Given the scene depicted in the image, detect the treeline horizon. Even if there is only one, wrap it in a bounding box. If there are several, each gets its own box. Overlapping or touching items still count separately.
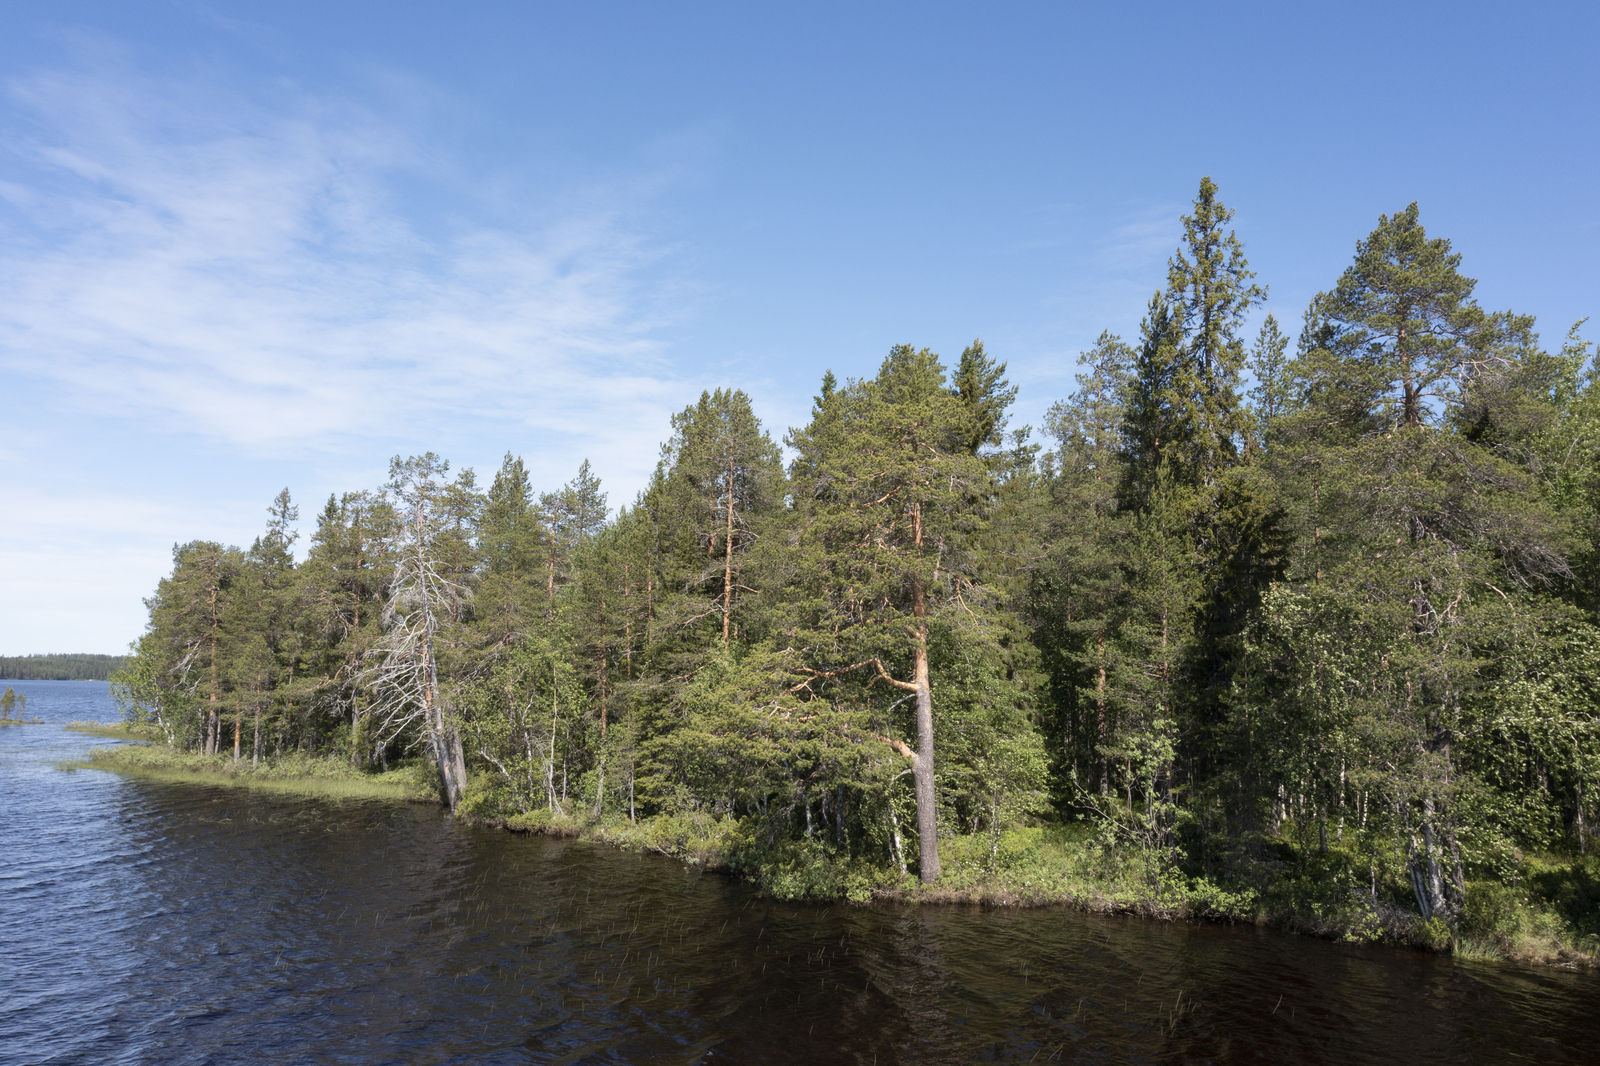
[114,177,1600,928]
[1,653,127,681]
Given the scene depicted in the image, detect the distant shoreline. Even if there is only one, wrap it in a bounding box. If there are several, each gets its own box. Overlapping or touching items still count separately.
[0,655,126,682]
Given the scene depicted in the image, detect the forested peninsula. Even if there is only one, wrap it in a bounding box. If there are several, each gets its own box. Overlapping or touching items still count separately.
[104,180,1600,965]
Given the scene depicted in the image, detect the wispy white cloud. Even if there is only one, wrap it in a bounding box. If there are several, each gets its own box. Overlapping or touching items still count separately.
[1094,203,1181,276]
[0,59,712,652]
[0,63,692,469]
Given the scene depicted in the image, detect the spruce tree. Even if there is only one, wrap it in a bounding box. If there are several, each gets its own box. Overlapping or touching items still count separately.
[1155,176,1266,490]
[476,453,548,648]
[1245,312,1292,456]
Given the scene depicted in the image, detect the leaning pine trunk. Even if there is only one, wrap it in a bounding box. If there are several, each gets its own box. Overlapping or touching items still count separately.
[911,578,940,883]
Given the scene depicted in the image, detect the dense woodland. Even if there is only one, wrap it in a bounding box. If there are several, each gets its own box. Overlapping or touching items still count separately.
[1,653,126,681]
[115,180,1600,926]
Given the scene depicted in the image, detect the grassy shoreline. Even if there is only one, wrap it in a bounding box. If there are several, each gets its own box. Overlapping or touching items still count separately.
[470,805,1599,970]
[64,720,163,739]
[69,737,431,802]
[72,736,1597,971]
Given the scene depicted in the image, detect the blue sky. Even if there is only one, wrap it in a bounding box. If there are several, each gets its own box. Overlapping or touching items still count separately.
[3,1,1597,654]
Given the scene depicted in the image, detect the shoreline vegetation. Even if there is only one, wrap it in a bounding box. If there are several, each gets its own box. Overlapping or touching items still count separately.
[100,181,1600,981]
[78,737,1599,970]
[0,685,42,723]
[70,735,430,802]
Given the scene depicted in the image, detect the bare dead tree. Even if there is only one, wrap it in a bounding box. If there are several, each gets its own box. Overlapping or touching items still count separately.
[364,454,471,808]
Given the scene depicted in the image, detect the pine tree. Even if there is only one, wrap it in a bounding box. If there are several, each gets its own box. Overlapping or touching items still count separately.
[540,459,608,612]
[661,388,784,651]
[146,541,244,753]
[1038,333,1135,794]
[1537,322,1600,614]
[303,490,396,762]
[229,489,301,763]
[1250,206,1576,917]
[1316,202,1524,431]
[785,346,999,882]
[952,338,1018,457]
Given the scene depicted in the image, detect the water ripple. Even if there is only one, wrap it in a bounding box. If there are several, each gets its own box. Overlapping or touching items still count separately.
[2,680,1596,1064]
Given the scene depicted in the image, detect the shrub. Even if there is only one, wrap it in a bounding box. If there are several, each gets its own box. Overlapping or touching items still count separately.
[1462,881,1524,940]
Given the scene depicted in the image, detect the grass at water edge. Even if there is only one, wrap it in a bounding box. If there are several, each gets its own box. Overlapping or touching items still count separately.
[62,741,1599,972]
[67,738,432,803]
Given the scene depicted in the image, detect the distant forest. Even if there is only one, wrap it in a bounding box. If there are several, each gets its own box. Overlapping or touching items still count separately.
[113,178,1599,931]
[1,654,127,681]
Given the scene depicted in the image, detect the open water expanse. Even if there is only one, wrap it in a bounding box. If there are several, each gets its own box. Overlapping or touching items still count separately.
[3,680,1598,1064]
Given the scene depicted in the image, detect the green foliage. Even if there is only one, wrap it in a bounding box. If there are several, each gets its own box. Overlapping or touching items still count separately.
[79,744,428,801]
[109,179,1600,963]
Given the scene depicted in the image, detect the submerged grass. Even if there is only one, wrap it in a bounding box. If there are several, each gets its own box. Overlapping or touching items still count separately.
[72,742,432,802]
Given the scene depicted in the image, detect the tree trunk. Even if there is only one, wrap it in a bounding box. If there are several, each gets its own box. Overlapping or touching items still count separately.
[598,631,608,736]
[1578,778,1588,856]
[888,793,907,875]
[433,715,467,809]
[722,451,736,651]
[547,677,560,812]
[1419,801,1448,918]
[912,588,940,882]
[426,645,466,808]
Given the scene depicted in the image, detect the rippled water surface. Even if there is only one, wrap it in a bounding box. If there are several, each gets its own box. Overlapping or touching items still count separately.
[3,680,1597,1064]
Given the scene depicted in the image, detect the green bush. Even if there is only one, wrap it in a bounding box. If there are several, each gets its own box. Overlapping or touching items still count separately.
[1462,881,1524,939]
[1415,915,1453,951]
[1524,854,1600,937]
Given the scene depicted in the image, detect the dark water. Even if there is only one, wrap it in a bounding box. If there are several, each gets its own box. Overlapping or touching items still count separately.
[3,681,1597,1064]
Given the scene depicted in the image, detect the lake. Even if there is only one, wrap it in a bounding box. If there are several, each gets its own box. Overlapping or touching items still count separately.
[2,680,1596,1064]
